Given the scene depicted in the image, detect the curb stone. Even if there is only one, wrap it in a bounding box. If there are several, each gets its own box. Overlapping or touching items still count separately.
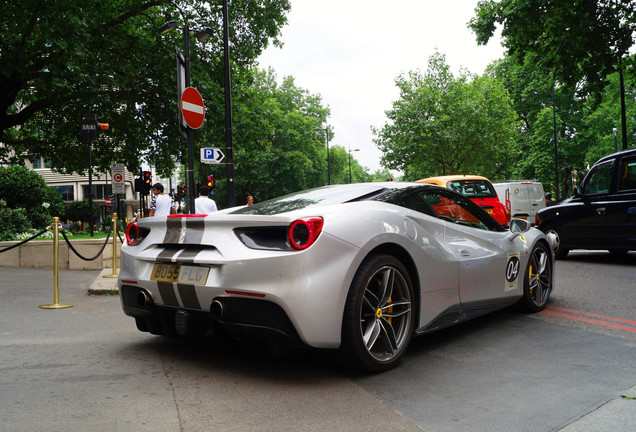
[88,268,119,295]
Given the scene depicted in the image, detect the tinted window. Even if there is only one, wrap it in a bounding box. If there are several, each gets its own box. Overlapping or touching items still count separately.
[582,162,613,194]
[617,157,636,192]
[428,189,502,231]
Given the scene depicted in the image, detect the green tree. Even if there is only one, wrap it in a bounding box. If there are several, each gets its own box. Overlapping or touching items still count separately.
[200,69,332,205]
[373,52,519,180]
[470,0,636,149]
[470,0,636,95]
[0,165,65,229]
[1,0,290,177]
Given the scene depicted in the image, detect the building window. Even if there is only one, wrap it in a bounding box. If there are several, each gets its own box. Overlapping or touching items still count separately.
[32,156,51,169]
[51,185,74,201]
[82,184,112,200]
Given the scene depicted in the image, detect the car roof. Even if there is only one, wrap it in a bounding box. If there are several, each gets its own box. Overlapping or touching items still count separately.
[595,147,636,165]
[416,175,490,184]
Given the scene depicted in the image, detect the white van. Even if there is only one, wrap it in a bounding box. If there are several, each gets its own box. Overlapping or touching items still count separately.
[493,181,546,224]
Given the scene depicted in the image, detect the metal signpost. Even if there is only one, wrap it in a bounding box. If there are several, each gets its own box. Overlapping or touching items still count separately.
[81,114,108,236]
[111,163,125,217]
[178,86,205,211]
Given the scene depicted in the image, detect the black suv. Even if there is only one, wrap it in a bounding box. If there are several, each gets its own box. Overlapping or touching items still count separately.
[536,148,636,258]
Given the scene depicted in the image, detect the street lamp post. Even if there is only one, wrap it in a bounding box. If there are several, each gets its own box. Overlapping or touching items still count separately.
[159,20,213,212]
[222,0,235,207]
[314,126,330,185]
[348,145,359,184]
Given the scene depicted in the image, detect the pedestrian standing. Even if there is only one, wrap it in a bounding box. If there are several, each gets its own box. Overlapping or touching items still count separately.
[148,183,176,217]
[195,185,218,214]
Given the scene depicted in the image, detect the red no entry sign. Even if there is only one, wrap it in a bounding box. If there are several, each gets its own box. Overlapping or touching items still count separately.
[180,87,205,129]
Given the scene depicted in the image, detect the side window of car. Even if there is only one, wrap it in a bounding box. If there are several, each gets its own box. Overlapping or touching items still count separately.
[423,190,499,231]
[582,161,613,195]
[617,157,636,192]
[398,192,437,217]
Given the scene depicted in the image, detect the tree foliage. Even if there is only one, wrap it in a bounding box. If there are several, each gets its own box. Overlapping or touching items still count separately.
[197,68,336,205]
[0,165,65,229]
[373,52,519,180]
[1,0,290,178]
[470,0,636,96]
[486,54,636,194]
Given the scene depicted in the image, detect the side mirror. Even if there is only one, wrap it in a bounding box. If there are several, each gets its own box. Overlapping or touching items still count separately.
[507,218,531,241]
[573,186,582,197]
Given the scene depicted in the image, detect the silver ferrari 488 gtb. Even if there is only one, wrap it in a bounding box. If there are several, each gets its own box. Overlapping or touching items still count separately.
[119,182,554,372]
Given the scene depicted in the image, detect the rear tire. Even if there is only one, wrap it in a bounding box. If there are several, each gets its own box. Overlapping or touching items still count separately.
[340,254,414,373]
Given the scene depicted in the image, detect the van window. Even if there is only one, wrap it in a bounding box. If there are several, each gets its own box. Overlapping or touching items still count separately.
[527,184,544,199]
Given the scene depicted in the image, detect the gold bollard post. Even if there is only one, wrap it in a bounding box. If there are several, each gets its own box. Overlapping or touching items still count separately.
[40,216,73,309]
[103,212,119,278]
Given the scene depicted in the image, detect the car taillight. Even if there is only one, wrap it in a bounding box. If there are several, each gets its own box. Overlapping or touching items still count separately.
[125,222,149,246]
[288,217,324,250]
[505,200,511,220]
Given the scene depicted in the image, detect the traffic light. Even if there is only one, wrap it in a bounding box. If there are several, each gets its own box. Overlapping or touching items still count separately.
[141,171,152,195]
[180,185,186,201]
[206,175,215,190]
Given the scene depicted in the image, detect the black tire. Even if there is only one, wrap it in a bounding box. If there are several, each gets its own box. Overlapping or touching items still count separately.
[542,224,569,259]
[519,242,553,312]
[340,254,414,373]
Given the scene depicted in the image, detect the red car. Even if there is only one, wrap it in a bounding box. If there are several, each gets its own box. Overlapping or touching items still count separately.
[416,175,510,226]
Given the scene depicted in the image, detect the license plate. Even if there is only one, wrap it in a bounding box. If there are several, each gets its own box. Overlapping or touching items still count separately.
[150,263,210,284]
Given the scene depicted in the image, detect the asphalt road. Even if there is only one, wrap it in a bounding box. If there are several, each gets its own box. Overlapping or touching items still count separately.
[1,251,634,432]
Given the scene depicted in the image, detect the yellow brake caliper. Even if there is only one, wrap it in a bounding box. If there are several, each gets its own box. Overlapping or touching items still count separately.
[528,264,534,294]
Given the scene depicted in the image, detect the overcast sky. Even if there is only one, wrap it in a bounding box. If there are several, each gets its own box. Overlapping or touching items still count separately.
[256,0,505,174]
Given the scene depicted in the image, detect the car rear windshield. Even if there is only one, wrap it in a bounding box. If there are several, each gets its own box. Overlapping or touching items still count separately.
[447,180,497,198]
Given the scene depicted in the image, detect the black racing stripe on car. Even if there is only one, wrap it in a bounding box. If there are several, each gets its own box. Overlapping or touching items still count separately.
[176,247,205,263]
[185,219,205,244]
[177,284,201,309]
[164,217,183,243]
[157,281,179,307]
[157,248,180,261]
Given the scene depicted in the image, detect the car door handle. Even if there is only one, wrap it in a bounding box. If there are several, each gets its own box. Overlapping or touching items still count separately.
[596,207,606,214]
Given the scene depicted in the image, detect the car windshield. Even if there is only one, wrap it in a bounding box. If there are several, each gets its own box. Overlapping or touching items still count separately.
[231,184,387,215]
[447,180,497,198]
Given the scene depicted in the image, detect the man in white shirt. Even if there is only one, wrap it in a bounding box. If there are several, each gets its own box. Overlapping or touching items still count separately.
[195,185,218,214]
[148,183,176,217]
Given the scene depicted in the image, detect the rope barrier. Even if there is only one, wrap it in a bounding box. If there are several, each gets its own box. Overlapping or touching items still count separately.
[60,227,112,262]
[0,228,50,253]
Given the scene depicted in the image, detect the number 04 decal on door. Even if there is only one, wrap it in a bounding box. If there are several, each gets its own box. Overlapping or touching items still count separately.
[505,252,521,292]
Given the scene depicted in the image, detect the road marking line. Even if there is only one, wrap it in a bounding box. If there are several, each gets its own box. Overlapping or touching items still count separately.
[541,309,636,333]
[545,305,636,326]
